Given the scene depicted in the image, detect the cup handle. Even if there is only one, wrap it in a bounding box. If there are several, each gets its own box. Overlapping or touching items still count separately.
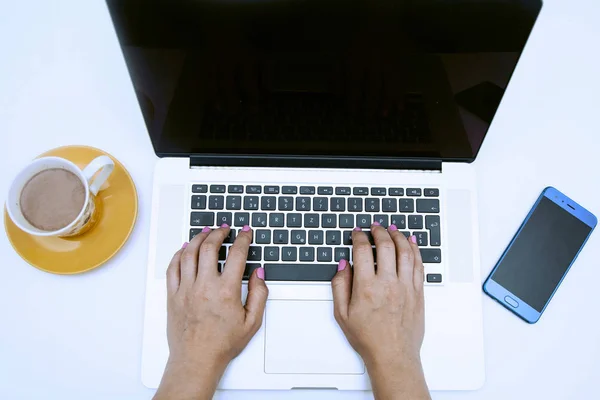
[82,156,115,196]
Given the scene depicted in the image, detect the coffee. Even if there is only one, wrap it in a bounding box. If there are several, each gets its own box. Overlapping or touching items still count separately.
[20,168,86,231]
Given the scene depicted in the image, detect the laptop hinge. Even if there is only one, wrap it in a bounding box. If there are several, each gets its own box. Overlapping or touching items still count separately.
[190,155,442,172]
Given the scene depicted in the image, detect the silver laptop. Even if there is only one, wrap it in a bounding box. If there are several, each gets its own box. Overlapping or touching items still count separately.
[105,0,542,391]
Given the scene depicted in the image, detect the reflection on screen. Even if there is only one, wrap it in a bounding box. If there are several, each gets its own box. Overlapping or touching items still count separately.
[106,0,542,158]
[492,198,592,312]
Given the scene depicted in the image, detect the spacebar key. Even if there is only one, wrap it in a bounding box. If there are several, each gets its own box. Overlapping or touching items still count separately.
[265,264,337,281]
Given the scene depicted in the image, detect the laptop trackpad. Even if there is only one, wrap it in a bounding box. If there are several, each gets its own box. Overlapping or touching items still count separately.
[264,300,365,374]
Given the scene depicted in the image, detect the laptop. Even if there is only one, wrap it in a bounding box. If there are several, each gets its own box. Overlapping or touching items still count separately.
[106,0,542,391]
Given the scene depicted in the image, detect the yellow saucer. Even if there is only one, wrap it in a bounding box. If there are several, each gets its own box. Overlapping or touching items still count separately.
[4,145,138,274]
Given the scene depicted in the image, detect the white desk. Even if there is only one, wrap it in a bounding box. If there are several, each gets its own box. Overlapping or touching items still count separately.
[1,1,599,399]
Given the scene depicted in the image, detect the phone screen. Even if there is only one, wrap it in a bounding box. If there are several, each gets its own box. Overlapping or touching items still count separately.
[491,197,592,312]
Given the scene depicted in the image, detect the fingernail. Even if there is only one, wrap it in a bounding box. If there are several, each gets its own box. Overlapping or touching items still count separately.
[256,267,265,280]
[242,225,251,232]
[410,235,417,244]
[338,259,347,271]
[372,221,381,227]
[354,227,362,231]
[202,226,211,233]
[182,242,188,249]
[389,224,398,231]
[221,223,229,229]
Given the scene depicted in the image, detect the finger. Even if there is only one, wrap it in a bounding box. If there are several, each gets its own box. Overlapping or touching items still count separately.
[408,235,425,290]
[166,245,185,295]
[352,228,375,281]
[244,267,268,332]
[388,225,415,286]
[223,225,253,283]
[331,259,352,323]
[197,224,230,281]
[371,223,397,278]
[180,226,212,288]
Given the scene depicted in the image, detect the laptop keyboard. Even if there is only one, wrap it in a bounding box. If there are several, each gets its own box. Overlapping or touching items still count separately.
[189,184,443,284]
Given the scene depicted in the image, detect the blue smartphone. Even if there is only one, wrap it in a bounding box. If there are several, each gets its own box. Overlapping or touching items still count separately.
[483,187,597,324]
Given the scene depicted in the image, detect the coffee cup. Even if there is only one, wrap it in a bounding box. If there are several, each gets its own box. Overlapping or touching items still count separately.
[6,156,114,237]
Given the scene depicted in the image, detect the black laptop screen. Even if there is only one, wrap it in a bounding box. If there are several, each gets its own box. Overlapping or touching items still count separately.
[106,0,542,160]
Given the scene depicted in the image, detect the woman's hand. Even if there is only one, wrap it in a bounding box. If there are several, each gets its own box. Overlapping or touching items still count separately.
[332,224,430,400]
[154,225,268,400]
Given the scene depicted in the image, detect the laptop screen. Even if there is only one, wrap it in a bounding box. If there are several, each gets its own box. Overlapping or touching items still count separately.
[106,0,542,161]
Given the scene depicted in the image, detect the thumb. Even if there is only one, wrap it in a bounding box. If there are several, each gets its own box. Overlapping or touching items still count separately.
[331,259,352,323]
[244,267,268,330]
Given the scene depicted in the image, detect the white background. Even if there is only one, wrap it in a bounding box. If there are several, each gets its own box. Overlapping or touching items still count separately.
[1,0,599,399]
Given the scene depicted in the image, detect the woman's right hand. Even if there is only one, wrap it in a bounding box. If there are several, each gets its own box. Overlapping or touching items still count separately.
[331,224,431,400]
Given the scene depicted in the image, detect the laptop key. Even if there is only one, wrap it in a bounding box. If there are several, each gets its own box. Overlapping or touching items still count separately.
[343,231,353,245]
[282,247,298,261]
[242,264,262,280]
[417,199,440,213]
[287,213,302,227]
[192,184,208,193]
[364,231,375,245]
[299,247,315,261]
[421,249,441,263]
[426,215,441,246]
[382,198,397,212]
[265,264,337,281]
[407,188,421,197]
[414,231,428,246]
[400,199,414,212]
[269,213,285,227]
[191,195,207,210]
[216,212,232,226]
[209,195,225,210]
[304,214,320,228]
[248,246,262,261]
[244,196,259,210]
[309,230,324,245]
[282,186,298,194]
[265,186,280,194]
[408,215,423,229]
[427,273,443,283]
[326,231,342,245]
[318,186,334,195]
[210,185,226,193]
[226,196,242,210]
[389,188,404,196]
[357,214,372,228]
[300,186,316,195]
[224,230,236,243]
[365,198,380,212]
[252,213,268,227]
[191,212,214,226]
[353,187,369,195]
[246,185,262,194]
[264,247,279,261]
[189,229,202,241]
[371,187,386,196]
[400,231,411,238]
[256,230,271,244]
[296,197,311,211]
[291,230,307,245]
[322,214,337,228]
[261,196,277,210]
[374,215,389,228]
[228,185,244,194]
[336,187,351,195]
[424,188,440,197]
[348,198,363,212]
[330,198,345,212]
[335,247,351,262]
[219,246,227,261]
[313,197,328,211]
[234,212,250,227]
[278,197,294,211]
[317,247,333,262]
[273,230,289,244]
[391,215,407,229]
[339,214,354,228]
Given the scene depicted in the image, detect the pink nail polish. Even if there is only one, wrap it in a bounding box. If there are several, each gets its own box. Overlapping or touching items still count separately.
[353,227,362,232]
[372,221,381,227]
[410,235,417,244]
[389,224,398,231]
[221,223,229,229]
[242,225,251,232]
[256,267,265,280]
[202,226,211,233]
[182,242,188,249]
[338,259,347,271]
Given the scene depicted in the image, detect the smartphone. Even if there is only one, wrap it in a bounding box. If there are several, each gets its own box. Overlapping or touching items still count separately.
[483,187,597,323]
